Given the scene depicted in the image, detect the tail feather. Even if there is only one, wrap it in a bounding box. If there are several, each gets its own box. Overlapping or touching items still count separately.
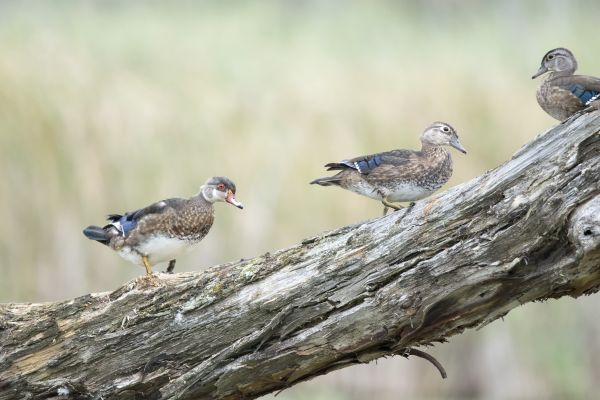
[324,162,353,171]
[83,225,110,245]
[107,213,123,222]
[310,176,342,187]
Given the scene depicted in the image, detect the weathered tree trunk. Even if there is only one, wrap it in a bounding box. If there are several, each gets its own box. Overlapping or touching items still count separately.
[1,111,600,400]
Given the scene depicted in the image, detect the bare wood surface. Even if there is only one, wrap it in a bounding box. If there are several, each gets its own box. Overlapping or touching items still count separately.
[1,110,600,400]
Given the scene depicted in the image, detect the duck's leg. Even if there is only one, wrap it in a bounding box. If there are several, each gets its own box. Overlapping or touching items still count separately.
[142,255,153,275]
[140,255,162,286]
[382,198,403,213]
[166,259,176,274]
[382,200,416,216]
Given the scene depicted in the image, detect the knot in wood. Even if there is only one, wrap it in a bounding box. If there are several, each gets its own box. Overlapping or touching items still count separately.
[569,195,600,252]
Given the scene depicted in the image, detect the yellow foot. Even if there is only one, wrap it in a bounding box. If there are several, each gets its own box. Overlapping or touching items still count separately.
[140,255,160,287]
[142,255,153,275]
[381,199,403,214]
[136,273,161,287]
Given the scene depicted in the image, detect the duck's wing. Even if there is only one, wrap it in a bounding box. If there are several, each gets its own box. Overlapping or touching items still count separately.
[324,149,417,175]
[106,198,186,236]
[554,75,600,105]
[364,160,431,186]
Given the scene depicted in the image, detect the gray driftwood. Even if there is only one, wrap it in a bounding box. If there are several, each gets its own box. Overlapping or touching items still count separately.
[1,111,600,400]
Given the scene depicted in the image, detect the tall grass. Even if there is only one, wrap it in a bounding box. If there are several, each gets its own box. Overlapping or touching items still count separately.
[1,1,599,398]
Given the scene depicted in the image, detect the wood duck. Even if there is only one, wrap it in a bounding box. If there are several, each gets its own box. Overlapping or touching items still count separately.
[532,47,600,120]
[83,176,243,276]
[310,122,466,214]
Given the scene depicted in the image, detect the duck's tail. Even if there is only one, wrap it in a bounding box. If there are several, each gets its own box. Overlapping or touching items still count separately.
[310,176,342,187]
[83,225,111,245]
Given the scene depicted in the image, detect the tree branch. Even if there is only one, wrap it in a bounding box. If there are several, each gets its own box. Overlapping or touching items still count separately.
[1,111,600,400]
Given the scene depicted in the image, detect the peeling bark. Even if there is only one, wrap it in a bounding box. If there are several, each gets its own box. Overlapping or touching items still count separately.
[1,111,600,400]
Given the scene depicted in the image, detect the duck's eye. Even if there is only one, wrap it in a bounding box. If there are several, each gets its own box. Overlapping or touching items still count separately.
[442,126,450,133]
[547,54,555,60]
[217,183,226,191]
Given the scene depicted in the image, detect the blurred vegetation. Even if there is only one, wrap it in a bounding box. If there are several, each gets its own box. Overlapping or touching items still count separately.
[0,1,599,399]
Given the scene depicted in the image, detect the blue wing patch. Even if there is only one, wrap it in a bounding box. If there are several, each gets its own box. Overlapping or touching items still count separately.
[353,155,382,174]
[567,84,600,105]
[118,216,137,236]
[107,214,137,236]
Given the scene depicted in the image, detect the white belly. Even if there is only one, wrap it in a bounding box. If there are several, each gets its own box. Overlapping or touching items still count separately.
[118,236,195,267]
[348,180,437,202]
[386,183,436,202]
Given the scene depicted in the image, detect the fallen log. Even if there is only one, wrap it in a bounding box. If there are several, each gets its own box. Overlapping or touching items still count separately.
[1,110,599,400]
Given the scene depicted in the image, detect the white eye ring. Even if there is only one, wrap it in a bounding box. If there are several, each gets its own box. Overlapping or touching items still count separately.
[442,126,450,133]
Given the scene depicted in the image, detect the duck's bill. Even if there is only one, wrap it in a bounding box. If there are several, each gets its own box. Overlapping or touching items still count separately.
[532,65,548,79]
[450,137,467,154]
[226,191,244,209]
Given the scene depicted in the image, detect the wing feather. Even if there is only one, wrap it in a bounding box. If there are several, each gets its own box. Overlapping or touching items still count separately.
[554,75,600,105]
[324,149,417,175]
[105,198,186,236]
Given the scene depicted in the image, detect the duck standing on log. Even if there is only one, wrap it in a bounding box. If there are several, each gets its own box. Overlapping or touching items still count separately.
[83,176,243,276]
[311,122,467,215]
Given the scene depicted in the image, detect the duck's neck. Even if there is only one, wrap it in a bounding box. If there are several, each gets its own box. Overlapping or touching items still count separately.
[547,69,576,80]
[420,143,453,181]
[194,187,215,205]
[420,143,449,159]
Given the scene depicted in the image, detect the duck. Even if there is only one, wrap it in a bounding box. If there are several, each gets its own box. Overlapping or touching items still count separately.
[532,47,600,120]
[83,176,243,276]
[310,122,466,215]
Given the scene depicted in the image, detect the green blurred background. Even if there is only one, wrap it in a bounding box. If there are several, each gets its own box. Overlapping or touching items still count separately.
[1,1,598,399]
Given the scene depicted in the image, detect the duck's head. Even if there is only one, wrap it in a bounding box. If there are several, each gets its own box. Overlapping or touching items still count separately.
[201,176,243,209]
[421,122,467,154]
[532,47,578,79]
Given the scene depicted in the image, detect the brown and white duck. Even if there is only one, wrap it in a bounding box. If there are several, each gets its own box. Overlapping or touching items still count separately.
[310,122,466,214]
[532,47,600,120]
[83,176,243,275]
